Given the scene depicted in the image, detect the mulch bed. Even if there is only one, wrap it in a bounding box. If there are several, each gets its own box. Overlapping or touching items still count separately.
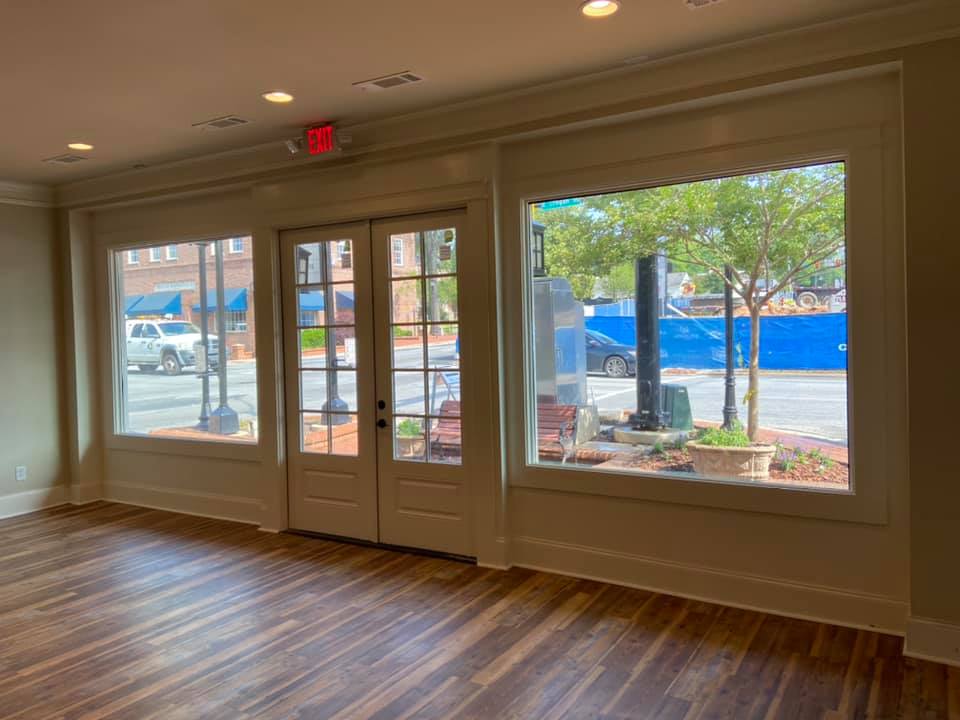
[611,447,850,489]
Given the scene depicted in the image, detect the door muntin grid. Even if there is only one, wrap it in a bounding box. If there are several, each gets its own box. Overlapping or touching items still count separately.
[387,228,461,465]
[294,239,359,456]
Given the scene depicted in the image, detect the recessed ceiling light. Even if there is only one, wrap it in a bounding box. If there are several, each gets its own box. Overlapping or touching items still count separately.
[262,91,294,104]
[581,0,620,17]
[67,142,94,151]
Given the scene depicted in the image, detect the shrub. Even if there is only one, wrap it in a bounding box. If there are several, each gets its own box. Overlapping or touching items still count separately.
[696,424,751,448]
[300,328,327,349]
[396,418,422,438]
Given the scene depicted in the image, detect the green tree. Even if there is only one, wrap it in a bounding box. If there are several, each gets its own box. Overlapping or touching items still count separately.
[536,162,846,441]
[652,163,846,440]
[536,193,661,300]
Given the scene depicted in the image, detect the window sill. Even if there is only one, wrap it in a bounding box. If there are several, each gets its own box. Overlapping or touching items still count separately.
[106,433,262,462]
[511,462,885,526]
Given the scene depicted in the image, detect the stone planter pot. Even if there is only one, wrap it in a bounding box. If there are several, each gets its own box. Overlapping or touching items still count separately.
[686,442,776,481]
[396,436,425,458]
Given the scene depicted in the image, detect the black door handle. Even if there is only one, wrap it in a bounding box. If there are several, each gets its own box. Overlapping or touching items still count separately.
[377,419,388,429]
[377,400,386,410]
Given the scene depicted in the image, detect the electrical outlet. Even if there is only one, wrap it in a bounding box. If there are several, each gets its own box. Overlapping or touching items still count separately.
[15,466,27,483]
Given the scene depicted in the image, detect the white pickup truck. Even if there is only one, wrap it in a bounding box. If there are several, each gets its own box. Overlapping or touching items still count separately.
[125,320,218,375]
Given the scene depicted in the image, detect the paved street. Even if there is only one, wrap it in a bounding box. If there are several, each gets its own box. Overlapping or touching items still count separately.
[126,341,847,443]
[125,342,461,435]
[588,372,848,443]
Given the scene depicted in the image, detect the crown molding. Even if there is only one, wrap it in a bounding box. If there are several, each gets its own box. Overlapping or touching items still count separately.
[0,180,55,208]
[55,0,960,210]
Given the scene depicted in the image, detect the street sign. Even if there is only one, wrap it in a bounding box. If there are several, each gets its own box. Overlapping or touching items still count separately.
[538,198,583,211]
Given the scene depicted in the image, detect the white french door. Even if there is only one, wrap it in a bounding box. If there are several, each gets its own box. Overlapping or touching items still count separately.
[282,210,472,557]
[281,222,378,541]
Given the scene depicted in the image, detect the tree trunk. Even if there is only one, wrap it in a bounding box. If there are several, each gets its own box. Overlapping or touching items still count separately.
[747,303,761,441]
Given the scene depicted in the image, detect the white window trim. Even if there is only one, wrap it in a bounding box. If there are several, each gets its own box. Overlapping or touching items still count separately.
[229,237,244,254]
[149,247,162,263]
[166,245,178,260]
[128,250,139,265]
[500,124,898,526]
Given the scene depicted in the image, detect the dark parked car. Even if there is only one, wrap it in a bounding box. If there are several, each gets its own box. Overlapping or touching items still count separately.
[585,329,637,377]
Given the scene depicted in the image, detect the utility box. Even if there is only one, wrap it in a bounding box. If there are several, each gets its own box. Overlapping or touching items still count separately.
[662,384,693,431]
[533,277,587,406]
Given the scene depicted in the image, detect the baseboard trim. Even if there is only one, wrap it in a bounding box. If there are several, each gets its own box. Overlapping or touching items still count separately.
[69,482,103,505]
[904,617,960,668]
[0,485,69,520]
[512,535,907,636]
[103,481,264,526]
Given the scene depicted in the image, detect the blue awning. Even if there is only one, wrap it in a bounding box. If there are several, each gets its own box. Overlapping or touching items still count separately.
[298,289,355,311]
[124,295,144,313]
[192,287,248,313]
[126,291,182,317]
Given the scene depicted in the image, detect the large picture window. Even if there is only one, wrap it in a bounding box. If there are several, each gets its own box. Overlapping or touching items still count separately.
[526,162,849,491]
[113,236,258,442]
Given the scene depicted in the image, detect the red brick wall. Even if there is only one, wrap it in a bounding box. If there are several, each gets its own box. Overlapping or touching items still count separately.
[120,238,256,356]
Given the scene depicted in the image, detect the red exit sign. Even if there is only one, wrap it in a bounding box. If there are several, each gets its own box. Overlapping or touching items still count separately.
[306,124,336,155]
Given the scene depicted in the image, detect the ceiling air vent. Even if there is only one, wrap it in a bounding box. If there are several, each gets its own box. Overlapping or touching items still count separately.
[685,0,724,8]
[43,153,88,165]
[192,115,252,130]
[353,71,424,92]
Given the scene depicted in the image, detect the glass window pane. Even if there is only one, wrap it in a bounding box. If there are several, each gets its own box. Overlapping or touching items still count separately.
[331,240,354,280]
[115,237,258,443]
[330,414,359,456]
[297,289,327,327]
[328,284,356,326]
[429,371,461,416]
[426,327,458,369]
[527,161,849,491]
[329,370,358,412]
[425,228,457,275]
[391,279,422,324]
[300,370,328,411]
[393,326,424,369]
[302,413,329,454]
[295,243,326,285]
[426,276,457,322]
[393,370,426,416]
[300,327,358,369]
[301,371,357,414]
[394,416,426,461]
[428,417,462,465]
[390,233,421,277]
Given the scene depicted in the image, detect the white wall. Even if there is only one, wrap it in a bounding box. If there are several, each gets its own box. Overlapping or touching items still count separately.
[499,72,909,634]
[0,202,66,517]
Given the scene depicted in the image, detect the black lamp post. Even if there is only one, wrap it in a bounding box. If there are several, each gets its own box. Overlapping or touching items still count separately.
[195,241,212,430]
[318,241,348,424]
[722,264,739,430]
[209,239,239,434]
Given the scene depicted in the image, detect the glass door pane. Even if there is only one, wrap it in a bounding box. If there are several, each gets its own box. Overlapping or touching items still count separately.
[385,226,462,465]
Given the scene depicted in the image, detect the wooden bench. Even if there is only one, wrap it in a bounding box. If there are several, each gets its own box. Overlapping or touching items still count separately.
[430,401,577,460]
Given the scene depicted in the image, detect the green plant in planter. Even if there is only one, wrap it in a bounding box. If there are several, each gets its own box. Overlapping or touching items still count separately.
[696,423,751,447]
[396,418,423,438]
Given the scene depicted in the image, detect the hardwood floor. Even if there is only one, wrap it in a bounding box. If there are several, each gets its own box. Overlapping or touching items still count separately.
[0,502,956,719]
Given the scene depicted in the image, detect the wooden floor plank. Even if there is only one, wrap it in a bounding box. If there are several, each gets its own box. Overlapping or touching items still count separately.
[0,502,953,720]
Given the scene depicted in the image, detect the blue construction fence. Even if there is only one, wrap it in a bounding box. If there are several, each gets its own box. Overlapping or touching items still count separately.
[586,313,848,371]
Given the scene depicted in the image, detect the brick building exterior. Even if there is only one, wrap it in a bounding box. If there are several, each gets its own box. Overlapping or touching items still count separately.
[120,237,256,356]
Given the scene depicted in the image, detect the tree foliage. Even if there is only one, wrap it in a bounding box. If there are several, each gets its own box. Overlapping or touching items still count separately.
[535,162,847,439]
